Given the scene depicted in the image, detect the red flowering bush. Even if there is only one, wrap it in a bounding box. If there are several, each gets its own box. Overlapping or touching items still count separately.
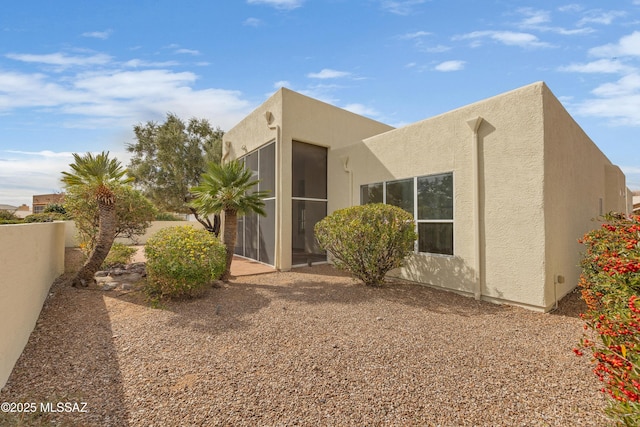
[577,213,640,425]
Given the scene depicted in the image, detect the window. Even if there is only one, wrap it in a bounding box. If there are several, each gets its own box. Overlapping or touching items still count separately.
[360,172,454,256]
[386,178,413,214]
[291,141,327,265]
[360,182,382,204]
[234,142,276,265]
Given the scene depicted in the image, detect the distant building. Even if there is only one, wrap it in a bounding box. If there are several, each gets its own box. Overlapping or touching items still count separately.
[14,204,31,219]
[32,194,65,214]
[0,204,30,218]
[632,190,640,213]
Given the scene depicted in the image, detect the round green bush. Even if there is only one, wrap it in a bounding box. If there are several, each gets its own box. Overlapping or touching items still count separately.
[102,242,137,269]
[315,203,417,286]
[23,212,68,223]
[144,225,226,299]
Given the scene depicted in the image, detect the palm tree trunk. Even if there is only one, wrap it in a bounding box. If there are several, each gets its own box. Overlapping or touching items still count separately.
[221,210,238,282]
[70,201,117,287]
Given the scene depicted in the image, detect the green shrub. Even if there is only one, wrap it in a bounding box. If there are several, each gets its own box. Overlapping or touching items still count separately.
[0,219,23,225]
[0,209,17,220]
[23,212,68,223]
[65,184,156,253]
[315,203,417,286]
[155,212,184,221]
[43,203,67,214]
[101,243,137,268]
[144,225,226,299]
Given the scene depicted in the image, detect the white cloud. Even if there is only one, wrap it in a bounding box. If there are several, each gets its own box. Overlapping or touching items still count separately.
[424,45,451,53]
[578,10,626,26]
[398,31,431,40]
[454,31,553,48]
[307,68,352,79]
[557,59,634,74]
[342,103,380,117]
[273,80,290,88]
[515,7,594,35]
[247,0,303,10]
[434,60,465,72]
[174,48,200,55]
[573,74,640,126]
[517,8,551,27]
[123,59,180,68]
[82,30,112,40]
[0,54,253,130]
[6,52,112,68]
[591,73,640,97]
[558,4,584,13]
[380,0,427,16]
[7,150,77,158]
[0,149,132,206]
[243,17,263,27]
[589,31,640,58]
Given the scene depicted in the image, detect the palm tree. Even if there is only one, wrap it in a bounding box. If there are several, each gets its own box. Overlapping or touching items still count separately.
[61,152,132,287]
[191,160,268,282]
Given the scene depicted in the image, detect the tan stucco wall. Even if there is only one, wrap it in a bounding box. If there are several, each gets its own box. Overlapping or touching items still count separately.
[335,82,548,309]
[222,82,629,312]
[64,220,204,247]
[542,84,629,311]
[224,88,394,270]
[0,222,65,388]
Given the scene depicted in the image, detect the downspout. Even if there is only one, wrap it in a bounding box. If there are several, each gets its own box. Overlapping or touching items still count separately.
[266,113,281,270]
[467,116,484,300]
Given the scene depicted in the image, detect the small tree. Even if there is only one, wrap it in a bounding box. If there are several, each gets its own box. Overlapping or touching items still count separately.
[190,160,268,282]
[61,152,133,287]
[315,204,417,286]
[127,113,224,235]
[65,184,157,254]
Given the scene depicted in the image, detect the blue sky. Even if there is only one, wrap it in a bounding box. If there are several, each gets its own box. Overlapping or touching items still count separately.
[1,0,640,207]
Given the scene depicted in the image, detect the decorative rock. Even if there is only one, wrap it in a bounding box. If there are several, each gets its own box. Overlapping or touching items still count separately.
[94,262,146,291]
[101,283,118,291]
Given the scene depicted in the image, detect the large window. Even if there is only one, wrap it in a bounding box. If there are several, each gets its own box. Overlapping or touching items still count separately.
[291,141,327,265]
[360,172,453,255]
[234,142,276,265]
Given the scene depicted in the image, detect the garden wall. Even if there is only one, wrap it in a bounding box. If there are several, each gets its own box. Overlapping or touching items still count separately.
[64,220,204,247]
[0,221,65,389]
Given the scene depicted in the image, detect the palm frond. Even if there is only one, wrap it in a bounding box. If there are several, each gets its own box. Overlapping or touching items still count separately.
[190,159,267,217]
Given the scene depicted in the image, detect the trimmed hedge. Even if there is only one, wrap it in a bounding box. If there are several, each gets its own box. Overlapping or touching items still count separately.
[315,203,416,286]
[144,226,226,299]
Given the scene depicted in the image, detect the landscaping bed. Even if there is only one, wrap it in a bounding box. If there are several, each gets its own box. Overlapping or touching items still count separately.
[0,249,608,426]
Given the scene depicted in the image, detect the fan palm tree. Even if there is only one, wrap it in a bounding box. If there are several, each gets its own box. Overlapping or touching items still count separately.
[191,160,268,282]
[61,152,132,287]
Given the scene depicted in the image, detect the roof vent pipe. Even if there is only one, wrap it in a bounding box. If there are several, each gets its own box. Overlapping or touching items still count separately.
[466,116,484,301]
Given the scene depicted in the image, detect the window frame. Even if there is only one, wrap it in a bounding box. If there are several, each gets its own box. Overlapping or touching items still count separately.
[360,171,454,257]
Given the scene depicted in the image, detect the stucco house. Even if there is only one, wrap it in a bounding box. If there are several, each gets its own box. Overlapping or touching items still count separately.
[223,81,631,312]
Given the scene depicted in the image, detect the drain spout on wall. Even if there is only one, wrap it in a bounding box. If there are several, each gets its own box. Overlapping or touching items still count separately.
[467,116,484,301]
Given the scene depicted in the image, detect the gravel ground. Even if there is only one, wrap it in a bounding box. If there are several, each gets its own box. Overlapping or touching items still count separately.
[0,249,609,426]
